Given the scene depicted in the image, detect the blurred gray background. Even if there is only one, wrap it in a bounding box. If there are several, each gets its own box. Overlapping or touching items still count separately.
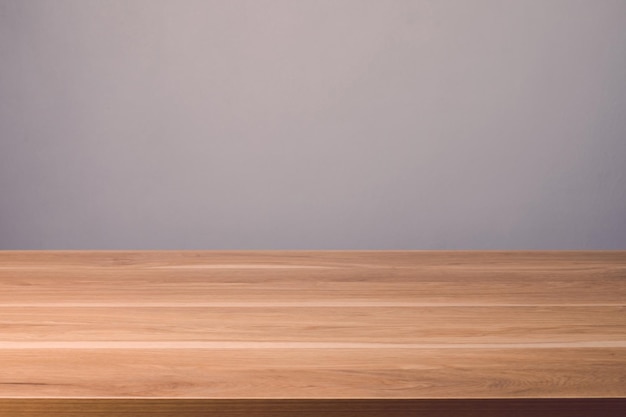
[1,0,625,249]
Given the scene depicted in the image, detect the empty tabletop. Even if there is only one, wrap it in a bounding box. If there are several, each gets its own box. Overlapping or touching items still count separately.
[0,251,625,416]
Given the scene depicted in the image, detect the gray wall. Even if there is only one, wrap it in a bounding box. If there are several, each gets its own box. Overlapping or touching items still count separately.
[1,0,625,250]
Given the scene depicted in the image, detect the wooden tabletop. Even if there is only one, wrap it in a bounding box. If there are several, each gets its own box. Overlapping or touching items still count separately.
[0,251,624,416]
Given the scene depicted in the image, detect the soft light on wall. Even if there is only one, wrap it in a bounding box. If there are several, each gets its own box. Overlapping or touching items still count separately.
[0,0,625,249]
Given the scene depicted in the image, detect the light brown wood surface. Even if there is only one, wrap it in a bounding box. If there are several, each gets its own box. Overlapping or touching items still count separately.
[1,251,625,416]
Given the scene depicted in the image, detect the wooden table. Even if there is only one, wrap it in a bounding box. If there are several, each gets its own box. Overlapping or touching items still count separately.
[0,251,624,416]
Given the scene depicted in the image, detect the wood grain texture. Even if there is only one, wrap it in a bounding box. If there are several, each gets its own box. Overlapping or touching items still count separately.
[0,251,624,416]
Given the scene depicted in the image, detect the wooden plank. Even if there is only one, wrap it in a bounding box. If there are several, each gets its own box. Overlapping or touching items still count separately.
[0,251,624,415]
[1,251,624,305]
[0,306,623,343]
[1,250,623,267]
[1,348,624,398]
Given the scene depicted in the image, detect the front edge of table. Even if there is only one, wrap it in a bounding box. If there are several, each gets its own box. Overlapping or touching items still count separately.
[1,398,624,417]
